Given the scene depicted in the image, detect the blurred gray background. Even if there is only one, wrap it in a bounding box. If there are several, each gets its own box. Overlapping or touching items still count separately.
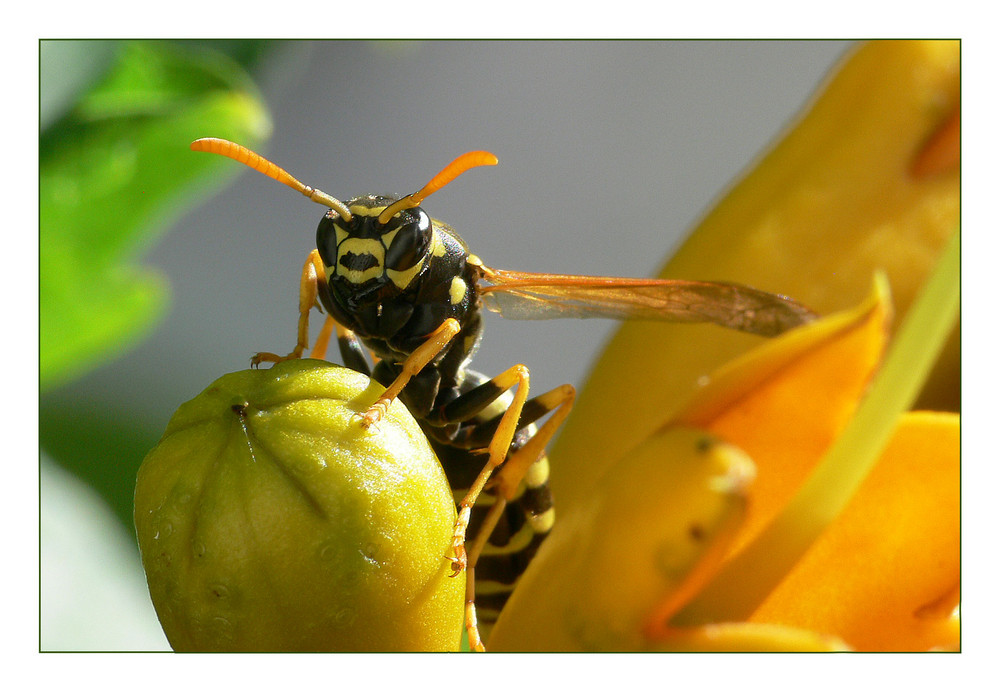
[41,40,854,650]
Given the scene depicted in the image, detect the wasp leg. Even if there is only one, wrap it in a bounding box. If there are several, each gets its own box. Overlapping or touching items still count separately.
[466,385,572,651]
[434,376,573,564]
[446,364,530,575]
[463,564,485,652]
[434,365,572,652]
[492,384,575,503]
[309,316,375,376]
[252,249,327,367]
[452,383,573,570]
[462,496,509,652]
[329,320,374,375]
[358,318,462,429]
[309,315,336,360]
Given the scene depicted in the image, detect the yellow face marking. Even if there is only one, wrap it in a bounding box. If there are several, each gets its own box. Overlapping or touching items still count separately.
[386,256,425,289]
[342,266,383,284]
[449,276,467,305]
[347,204,388,218]
[381,227,400,247]
[338,237,385,259]
[333,223,349,246]
[336,238,385,284]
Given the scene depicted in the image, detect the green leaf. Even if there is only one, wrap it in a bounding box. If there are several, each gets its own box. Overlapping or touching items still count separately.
[39,40,118,130]
[40,40,272,390]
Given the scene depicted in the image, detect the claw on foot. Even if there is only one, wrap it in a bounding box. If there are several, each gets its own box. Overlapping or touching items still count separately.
[251,352,278,368]
[355,401,389,430]
[447,550,467,577]
[251,350,302,368]
[447,506,471,576]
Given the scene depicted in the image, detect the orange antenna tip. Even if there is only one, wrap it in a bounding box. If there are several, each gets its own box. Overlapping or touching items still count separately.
[377,150,498,224]
[414,150,498,203]
[190,137,352,220]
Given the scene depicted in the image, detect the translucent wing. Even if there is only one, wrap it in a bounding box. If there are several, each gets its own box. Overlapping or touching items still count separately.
[478,267,816,337]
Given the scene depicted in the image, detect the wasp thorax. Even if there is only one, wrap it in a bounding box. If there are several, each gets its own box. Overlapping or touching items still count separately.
[316,195,433,291]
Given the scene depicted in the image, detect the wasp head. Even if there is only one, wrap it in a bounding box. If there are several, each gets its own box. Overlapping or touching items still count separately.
[316,195,433,301]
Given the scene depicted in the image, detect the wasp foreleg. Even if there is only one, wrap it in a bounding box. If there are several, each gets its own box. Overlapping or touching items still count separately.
[358,318,462,429]
[252,249,327,367]
[309,315,336,360]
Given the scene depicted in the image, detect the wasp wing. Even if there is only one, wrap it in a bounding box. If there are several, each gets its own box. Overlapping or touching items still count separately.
[478,267,816,337]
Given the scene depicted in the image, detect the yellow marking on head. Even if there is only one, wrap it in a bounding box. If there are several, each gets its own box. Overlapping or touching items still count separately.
[386,256,425,289]
[449,276,467,305]
[348,204,388,218]
[336,238,385,284]
[338,237,385,259]
[342,266,383,284]
[333,223,349,246]
[381,228,400,247]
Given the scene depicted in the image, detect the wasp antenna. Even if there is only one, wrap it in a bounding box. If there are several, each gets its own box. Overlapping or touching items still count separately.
[190,138,352,221]
[413,151,499,203]
[378,150,498,225]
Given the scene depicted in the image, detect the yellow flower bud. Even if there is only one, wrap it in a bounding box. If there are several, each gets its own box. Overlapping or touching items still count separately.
[134,359,463,651]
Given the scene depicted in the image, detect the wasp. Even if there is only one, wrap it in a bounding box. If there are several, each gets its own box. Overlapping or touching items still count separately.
[190,138,816,650]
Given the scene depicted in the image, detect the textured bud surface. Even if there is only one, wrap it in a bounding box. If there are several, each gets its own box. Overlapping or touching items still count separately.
[134,359,463,651]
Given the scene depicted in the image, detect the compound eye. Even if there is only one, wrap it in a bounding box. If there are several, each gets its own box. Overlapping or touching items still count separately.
[316,213,345,268]
[384,212,431,271]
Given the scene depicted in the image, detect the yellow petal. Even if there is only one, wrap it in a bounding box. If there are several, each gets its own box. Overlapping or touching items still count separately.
[750,411,960,651]
[487,428,753,651]
[552,40,960,510]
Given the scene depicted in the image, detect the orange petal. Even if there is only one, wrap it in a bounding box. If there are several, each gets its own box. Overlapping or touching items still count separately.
[911,105,960,179]
[487,428,752,651]
[649,621,850,652]
[676,276,891,555]
[750,411,959,651]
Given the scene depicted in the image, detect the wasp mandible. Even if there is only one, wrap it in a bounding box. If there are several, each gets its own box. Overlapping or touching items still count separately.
[190,138,816,650]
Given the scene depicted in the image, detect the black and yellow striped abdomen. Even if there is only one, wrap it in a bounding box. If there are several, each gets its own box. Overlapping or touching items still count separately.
[426,371,555,634]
